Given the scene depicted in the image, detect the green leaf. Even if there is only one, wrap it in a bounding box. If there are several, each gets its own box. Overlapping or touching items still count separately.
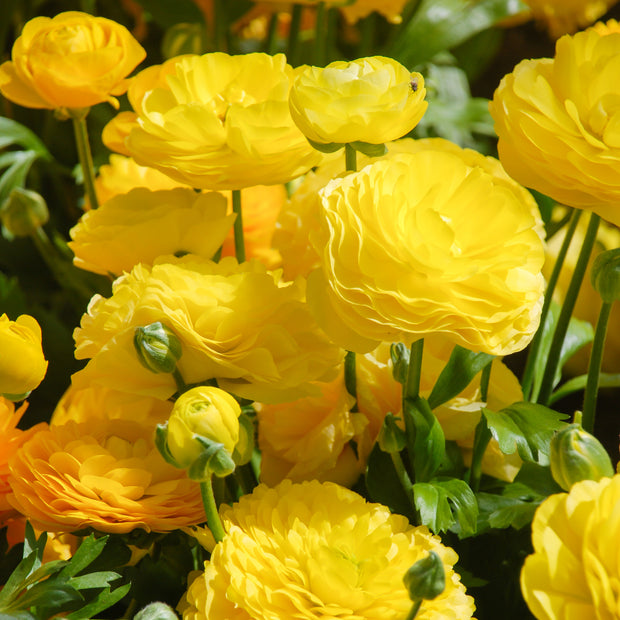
[0,118,51,157]
[0,554,37,609]
[59,534,109,579]
[427,344,494,409]
[68,571,122,591]
[306,138,345,153]
[65,583,131,620]
[434,478,479,538]
[412,482,454,533]
[0,150,39,206]
[3,581,82,615]
[405,397,445,482]
[550,372,620,405]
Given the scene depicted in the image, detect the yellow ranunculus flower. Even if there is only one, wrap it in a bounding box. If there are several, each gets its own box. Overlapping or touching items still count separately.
[166,386,241,469]
[180,480,475,619]
[72,256,343,404]
[307,151,545,356]
[521,474,620,619]
[490,25,620,222]
[289,56,426,146]
[118,52,321,190]
[0,314,48,397]
[0,11,145,111]
[69,187,235,277]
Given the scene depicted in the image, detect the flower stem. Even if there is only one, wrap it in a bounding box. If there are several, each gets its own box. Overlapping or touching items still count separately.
[405,339,424,402]
[405,600,423,620]
[313,2,327,66]
[345,143,357,172]
[200,476,226,544]
[172,367,187,394]
[390,451,417,514]
[71,115,99,210]
[537,212,600,405]
[522,208,582,400]
[287,4,303,66]
[231,189,246,263]
[582,300,612,433]
[265,12,279,54]
[467,415,491,493]
[344,350,358,412]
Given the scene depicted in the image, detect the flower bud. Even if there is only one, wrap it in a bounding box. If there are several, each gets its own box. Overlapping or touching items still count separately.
[390,342,410,385]
[133,602,178,620]
[550,423,614,491]
[1,188,49,237]
[377,413,406,453]
[133,322,182,374]
[403,551,446,601]
[591,248,620,303]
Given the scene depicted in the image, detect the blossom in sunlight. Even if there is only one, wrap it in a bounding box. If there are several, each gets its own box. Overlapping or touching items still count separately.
[179,480,475,619]
[72,256,343,404]
[490,24,620,223]
[0,314,48,397]
[521,474,620,619]
[69,187,235,277]
[0,11,145,111]
[8,418,206,534]
[307,151,545,356]
[114,52,321,190]
[289,56,426,146]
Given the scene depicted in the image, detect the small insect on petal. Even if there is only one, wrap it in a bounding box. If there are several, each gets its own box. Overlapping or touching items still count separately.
[410,78,419,92]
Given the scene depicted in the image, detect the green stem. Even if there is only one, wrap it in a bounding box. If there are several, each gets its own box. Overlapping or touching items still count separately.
[405,339,424,401]
[200,476,226,544]
[537,213,600,405]
[582,300,612,433]
[313,2,326,66]
[213,0,229,52]
[358,13,376,58]
[344,350,358,412]
[390,451,417,515]
[72,115,99,210]
[235,462,258,496]
[231,189,246,263]
[172,367,187,394]
[405,600,423,620]
[522,208,582,400]
[265,12,279,54]
[467,415,491,493]
[479,360,492,403]
[287,4,303,66]
[345,143,357,172]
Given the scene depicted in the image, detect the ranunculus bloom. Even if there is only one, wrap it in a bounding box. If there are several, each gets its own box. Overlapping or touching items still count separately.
[0,11,145,111]
[69,187,235,277]
[117,52,321,190]
[0,314,48,397]
[490,25,620,223]
[72,256,343,404]
[180,480,475,619]
[8,418,206,534]
[289,56,426,146]
[307,151,545,356]
[521,475,620,619]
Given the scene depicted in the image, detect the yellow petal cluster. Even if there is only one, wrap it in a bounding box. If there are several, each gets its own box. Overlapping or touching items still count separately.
[72,256,343,404]
[69,187,235,277]
[0,11,145,111]
[307,151,545,356]
[119,52,322,190]
[8,418,206,534]
[180,480,475,619]
[289,56,426,145]
[521,475,620,619]
[490,25,620,223]
[0,314,48,397]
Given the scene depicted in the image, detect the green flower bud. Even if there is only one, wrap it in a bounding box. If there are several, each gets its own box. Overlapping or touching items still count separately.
[377,413,406,453]
[550,422,614,491]
[133,602,179,620]
[1,187,49,237]
[134,322,182,374]
[390,342,410,385]
[591,248,620,303]
[403,551,446,602]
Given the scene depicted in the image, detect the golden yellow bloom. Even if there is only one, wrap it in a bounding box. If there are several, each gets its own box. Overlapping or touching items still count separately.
[0,314,48,397]
[0,11,145,111]
[73,256,343,404]
[181,480,475,619]
[167,386,240,469]
[521,474,620,619]
[69,187,235,277]
[490,25,620,222]
[119,52,321,190]
[307,151,545,356]
[8,418,206,534]
[289,56,426,146]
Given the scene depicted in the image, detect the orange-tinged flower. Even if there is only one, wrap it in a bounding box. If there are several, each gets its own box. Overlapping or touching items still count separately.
[8,418,206,534]
[180,480,476,619]
[0,11,145,111]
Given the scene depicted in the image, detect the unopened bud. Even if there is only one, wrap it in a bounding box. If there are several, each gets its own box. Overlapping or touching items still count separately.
[390,342,410,385]
[377,413,406,453]
[403,551,446,602]
[134,322,182,374]
[591,248,620,303]
[1,188,49,237]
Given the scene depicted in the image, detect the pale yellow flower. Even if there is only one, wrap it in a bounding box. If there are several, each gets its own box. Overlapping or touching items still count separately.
[490,25,620,223]
[180,480,476,619]
[307,151,545,356]
[0,11,145,111]
[8,418,206,534]
[69,187,235,277]
[289,56,426,146]
[521,475,620,619]
[72,256,343,404]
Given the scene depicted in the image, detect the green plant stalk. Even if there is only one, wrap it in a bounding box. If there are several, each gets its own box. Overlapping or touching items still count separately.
[287,4,303,66]
[344,350,358,412]
[403,339,424,475]
[313,2,327,66]
[537,213,600,405]
[357,13,376,57]
[405,599,423,620]
[390,451,417,513]
[231,189,246,263]
[479,360,492,403]
[172,368,187,394]
[72,115,99,210]
[522,208,582,400]
[467,415,491,493]
[200,476,226,544]
[582,300,612,434]
[213,0,229,52]
[345,143,357,172]
[265,12,279,54]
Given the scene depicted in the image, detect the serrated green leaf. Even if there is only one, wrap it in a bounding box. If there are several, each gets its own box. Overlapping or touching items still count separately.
[0,117,51,156]
[404,397,445,482]
[476,492,539,530]
[433,478,479,538]
[0,150,39,205]
[59,534,109,579]
[69,571,122,590]
[64,583,131,620]
[3,581,82,615]
[412,482,454,533]
[428,345,494,409]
